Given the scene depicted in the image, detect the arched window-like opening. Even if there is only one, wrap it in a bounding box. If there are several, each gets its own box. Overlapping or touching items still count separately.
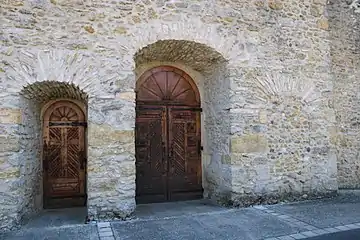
[135,66,202,204]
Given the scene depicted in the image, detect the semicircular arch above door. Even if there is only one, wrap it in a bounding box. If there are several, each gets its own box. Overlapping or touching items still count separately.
[136,66,200,106]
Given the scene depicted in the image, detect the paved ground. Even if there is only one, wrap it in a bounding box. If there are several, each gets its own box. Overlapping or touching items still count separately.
[305,229,360,240]
[1,191,360,240]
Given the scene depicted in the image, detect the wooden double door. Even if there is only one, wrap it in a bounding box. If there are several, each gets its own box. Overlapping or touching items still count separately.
[135,66,203,204]
[42,100,87,208]
[136,105,202,203]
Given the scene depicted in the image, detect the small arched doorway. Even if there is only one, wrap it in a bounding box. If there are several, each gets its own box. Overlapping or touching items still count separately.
[42,100,87,208]
[135,66,203,204]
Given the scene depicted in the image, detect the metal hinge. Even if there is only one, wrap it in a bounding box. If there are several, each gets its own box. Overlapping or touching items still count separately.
[49,122,88,127]
[171,107,202,112]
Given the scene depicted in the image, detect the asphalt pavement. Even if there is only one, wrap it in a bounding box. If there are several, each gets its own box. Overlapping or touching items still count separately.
[305,228,360,240]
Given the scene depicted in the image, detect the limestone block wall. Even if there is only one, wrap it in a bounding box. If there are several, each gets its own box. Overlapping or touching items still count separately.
[0,0,341,231]
[87,99,136,220]
[18,97,42,224]
[329,1,360,188]
[227,0,337,204]
[0,103,24,231]
[201,65,232,202]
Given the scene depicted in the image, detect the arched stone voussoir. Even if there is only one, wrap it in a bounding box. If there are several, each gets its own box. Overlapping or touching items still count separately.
[134,40,226,74]
[6,49,104,101]
[128,18,241,65]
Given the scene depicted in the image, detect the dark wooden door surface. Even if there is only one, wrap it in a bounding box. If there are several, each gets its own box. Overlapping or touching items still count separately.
[168,107,202,201]
[135,106,167,203]
[136,66,202,204]
[43,101,86,208]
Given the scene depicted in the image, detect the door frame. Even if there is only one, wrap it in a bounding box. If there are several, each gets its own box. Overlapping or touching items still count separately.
[40,99,88,209]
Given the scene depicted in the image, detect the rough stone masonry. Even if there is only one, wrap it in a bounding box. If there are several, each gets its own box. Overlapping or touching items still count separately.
[0,0,359,232]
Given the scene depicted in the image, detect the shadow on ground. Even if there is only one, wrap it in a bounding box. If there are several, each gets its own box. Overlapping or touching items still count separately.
[0,207,98,240]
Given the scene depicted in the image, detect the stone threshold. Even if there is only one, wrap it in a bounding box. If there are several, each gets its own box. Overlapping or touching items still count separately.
[97,222,115,240]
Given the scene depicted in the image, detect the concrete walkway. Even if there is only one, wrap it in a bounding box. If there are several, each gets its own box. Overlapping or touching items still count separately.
[1,191,360,240]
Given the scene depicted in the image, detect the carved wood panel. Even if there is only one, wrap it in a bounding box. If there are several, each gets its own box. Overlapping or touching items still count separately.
[136,66,200,106]
[43,101,86,208]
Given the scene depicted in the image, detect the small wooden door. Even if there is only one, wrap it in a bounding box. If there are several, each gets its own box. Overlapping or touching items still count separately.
[42,100,87,208]
[135,66,203,204]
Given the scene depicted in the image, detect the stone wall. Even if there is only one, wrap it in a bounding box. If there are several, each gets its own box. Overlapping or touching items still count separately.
[227,0,337,204]
[0,103,24,231]
[329,0,360,188]
[201,64,232,202]
[17,97,42,226]
[0,0,348,231]
[87,99,136,220]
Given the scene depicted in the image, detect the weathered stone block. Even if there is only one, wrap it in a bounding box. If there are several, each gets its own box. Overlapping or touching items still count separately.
[114,26,128,35]
[259,110,267,124]
[317,17,329,30]
[88,124,134,146]
[221,154,231,164]
[0,108,21,124]
[115,91,135,101]
[0,136,19,152]
[84,25,95,33]
[268,0,283,10]
[230,135,269,153]
[3,0,24,6]
[0,169,20,179]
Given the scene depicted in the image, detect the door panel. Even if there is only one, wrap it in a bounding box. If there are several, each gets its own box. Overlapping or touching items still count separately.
[135,107,167,204]
[43,101,86,208]
[168,107,203,201]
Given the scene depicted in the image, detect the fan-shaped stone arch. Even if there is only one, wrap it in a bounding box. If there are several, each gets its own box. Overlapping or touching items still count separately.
[6,49,102,102]
[134,40,227,73]
[127,18,242,68]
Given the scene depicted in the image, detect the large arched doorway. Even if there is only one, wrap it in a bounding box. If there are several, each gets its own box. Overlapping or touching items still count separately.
[42,100,87,208]
[135,66,203,204]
